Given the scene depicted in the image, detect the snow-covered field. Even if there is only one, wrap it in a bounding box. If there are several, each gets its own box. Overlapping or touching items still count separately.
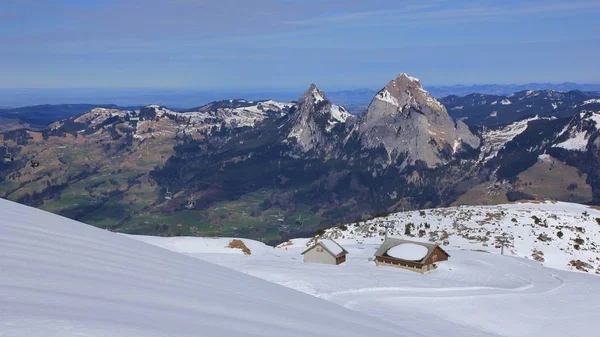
[0,199,416,337]
[315,201,600,274]
[135,234,600,337]
[131,201,600,337]
[4,198,600,337]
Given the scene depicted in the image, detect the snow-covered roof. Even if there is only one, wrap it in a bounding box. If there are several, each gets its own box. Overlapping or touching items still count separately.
[386,243,429,261]
[302,239,347,257]
[374,238,449,263]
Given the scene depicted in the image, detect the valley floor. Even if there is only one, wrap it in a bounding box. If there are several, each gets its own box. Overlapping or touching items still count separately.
[134,235,600,337]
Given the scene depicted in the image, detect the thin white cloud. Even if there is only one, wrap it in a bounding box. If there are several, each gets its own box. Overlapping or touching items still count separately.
[285,1,600,26]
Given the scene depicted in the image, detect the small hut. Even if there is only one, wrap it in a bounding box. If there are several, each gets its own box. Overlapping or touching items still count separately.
[301,239,348,265]
[374,238,449,273]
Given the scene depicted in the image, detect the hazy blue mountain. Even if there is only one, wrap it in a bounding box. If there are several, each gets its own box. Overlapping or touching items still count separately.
[428,83,600,98]
[3,83,598,111]
[0,104,139,129]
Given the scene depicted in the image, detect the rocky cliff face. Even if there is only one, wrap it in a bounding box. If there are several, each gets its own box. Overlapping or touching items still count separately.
[286,84,352,154]
[350,73,480,167]
[13,72,598,241]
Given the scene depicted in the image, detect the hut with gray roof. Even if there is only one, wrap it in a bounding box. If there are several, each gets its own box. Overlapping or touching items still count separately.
[302,239,348,265]
[374,238,449,273]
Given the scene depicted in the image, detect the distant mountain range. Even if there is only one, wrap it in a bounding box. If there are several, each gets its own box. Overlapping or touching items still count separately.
[0,104,141,132]
[1,74,600,244]
[2,83,599,111]
[441,90,600,127]
[428,82,600,98]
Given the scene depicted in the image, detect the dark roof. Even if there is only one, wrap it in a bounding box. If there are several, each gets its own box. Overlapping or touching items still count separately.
[374,237,449,265]
[301,239,349,258]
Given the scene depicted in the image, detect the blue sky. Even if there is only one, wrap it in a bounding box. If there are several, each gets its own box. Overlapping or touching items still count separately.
[1,0,599,90]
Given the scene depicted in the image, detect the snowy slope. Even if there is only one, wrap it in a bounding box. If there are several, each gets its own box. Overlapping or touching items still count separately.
[316,201,600,274]
[133,226,600,337]
[0,198,418,337]
[479,116,551,162]
[131,235,273,255]
[553,111,600,152]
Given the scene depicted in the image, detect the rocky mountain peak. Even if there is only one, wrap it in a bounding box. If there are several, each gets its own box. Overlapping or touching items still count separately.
[287,84,351,153]
[352,73,480,168]
[389,73,421,89]
[298,84,327,106]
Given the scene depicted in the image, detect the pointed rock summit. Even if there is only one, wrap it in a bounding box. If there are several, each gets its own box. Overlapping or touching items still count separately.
[353,72,480,167]
[298,83,327,105]
[287,84,352,153]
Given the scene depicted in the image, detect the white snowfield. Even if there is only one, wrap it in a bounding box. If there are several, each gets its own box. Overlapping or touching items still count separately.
[0,199,418,337]
[135,231,600,337]
[131,201,600,337]
[320,201,600,274]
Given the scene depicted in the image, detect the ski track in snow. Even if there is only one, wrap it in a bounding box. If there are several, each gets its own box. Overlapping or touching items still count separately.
[135,207,600,337]
[4,197,600,337]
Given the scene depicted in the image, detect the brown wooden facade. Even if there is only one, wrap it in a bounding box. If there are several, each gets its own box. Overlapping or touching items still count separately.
[375,243,450,273]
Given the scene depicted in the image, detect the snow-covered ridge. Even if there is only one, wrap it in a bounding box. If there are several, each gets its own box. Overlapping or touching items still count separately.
[72,107,131,125]
[172,100,293,128]
[553,111,600,152]
[317,201,600,274]
[583,98,600,105]
[479,115,547,162]
[0,198,410,337]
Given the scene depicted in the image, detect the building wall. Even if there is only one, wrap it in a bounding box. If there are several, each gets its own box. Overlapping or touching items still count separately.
[375,257,431,274]
[303,245,337,265]
[424,246,449,265]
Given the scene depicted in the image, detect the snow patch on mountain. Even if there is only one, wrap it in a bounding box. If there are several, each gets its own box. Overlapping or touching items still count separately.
[500,99,512,105]
[554,130,589,151]
[330,104,350,123]
[179,100,293,132]
[538,153,555,163]
[326,104,351,132]
[552,111,600,152]
[479,116,545,162]
[375,89,400,107]
[583,99,600,105]
[73,107,130,125]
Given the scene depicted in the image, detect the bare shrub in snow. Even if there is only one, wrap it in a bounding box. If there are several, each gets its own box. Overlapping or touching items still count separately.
[228,239,251,255]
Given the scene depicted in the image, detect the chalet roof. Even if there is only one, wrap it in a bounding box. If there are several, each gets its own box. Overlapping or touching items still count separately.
[301,239,348,258]
[374,237,449,265]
